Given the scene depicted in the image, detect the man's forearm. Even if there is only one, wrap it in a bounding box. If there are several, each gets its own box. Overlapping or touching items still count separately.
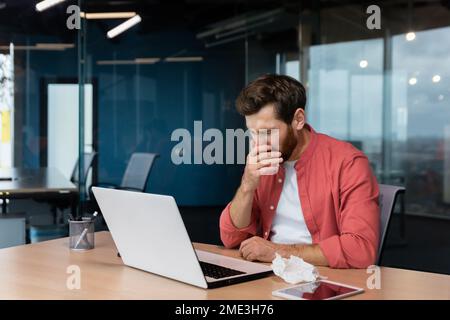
[278,243,329,266]
[229,184,255,229]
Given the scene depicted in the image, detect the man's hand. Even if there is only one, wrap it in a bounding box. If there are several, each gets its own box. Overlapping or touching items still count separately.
[239,236,330,266]
[239,236,279,262]
[229,142,282,229]
[241,143,282,193]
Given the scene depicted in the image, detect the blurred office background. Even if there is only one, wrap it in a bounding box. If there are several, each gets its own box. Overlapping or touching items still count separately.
[0,0,449,274]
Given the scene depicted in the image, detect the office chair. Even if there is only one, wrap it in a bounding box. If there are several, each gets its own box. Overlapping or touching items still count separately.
[71,152,98,187]
[120,153,159,192]
[92,152,158,235]
[96,152,159,192]
[377,184,406,265]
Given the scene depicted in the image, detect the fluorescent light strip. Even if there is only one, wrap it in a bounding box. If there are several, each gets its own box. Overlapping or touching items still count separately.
[97,60,136,65]
[134,58,160,64]
[36,43,74,49]
[36,0,67,12]
[107,15,141,39]
[0,45,33,51]
[97,58,160,65]
[0,43,74,51]
[81,12,137,19]
[165,56,204,62]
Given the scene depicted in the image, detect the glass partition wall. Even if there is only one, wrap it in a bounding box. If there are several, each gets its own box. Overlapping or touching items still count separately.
[0,1,84,246]
[78,1,249,206]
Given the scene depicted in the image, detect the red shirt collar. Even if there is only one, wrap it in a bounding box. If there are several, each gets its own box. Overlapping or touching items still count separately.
[294,123,317,170]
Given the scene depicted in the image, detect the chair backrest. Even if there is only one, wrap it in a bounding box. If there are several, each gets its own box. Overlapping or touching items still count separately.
[120,153,158,192]
[71,152,97,184]
[377,184,405,264]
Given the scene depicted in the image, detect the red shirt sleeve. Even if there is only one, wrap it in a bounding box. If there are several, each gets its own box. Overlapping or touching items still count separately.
[219,193,260,249]
[318,154,380,268]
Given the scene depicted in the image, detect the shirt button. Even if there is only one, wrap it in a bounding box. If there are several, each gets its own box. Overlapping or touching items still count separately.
[264,231,268,237]
[278,178,283,183]
[270,205,275,210]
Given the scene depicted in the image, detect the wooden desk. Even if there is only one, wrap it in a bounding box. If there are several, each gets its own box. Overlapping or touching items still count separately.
[0,232,448,300]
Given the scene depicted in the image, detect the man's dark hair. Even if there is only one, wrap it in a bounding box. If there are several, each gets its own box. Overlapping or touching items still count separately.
[236,74,307,124]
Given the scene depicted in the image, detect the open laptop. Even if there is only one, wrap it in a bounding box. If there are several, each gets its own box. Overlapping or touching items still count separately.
[92,187,272,289]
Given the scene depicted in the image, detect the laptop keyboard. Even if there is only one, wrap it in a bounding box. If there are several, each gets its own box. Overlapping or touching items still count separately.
[199,261,246,279]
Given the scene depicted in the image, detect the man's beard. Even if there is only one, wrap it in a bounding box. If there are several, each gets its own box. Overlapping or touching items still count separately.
[280,126,298,161]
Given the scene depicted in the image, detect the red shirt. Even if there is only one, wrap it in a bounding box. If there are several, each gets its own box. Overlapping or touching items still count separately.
[219,125,380,269]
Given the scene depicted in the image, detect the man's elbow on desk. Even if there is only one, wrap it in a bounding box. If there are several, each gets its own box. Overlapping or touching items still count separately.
[219,204,256,249]
[220,232,248,250]
[318,234,378,269]
[220,229,379,269]
[228,235,330,267]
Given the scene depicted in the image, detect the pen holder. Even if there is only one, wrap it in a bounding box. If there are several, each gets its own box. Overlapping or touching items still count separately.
[69,219,95,251]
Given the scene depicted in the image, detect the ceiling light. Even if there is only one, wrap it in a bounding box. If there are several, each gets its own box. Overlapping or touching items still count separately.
[359,60,368,68]
[165,57,204,62]
[97,57,160,65]
[0,43,74,51]
[36,43,74,49]
[134,58,160,64]
[97,60,136,65]
[107,15,141,39]
[406,32,416,41]
[432,75,441,83]
[81,12,136,19]
[408,77,417,85]
[36,0,67,12]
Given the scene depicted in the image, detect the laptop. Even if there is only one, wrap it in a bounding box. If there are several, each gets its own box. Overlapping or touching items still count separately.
[92,187,273,289]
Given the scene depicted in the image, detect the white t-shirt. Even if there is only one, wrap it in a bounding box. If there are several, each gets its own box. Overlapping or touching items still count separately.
[270,160,313,245]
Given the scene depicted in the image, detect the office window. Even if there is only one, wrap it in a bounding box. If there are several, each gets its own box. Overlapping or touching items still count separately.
[306,27,450,219]
[391,27,450,218]
[307,39,384,170]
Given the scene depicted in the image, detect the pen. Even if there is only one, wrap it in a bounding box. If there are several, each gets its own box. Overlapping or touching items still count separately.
[74,228,89,249]
[90,211,98,221]
[73,212,98,249]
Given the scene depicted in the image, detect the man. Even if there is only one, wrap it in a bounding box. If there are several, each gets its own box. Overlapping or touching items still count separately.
[220,74,380,269]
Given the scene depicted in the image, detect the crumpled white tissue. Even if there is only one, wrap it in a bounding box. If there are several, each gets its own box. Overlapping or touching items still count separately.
[271,253,319,284]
